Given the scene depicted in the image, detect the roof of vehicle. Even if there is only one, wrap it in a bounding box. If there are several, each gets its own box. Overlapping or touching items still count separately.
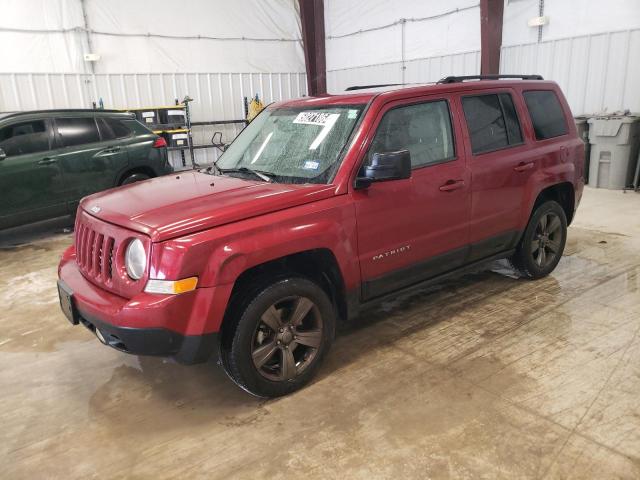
[0,109,134,122]
[276,76,557,108]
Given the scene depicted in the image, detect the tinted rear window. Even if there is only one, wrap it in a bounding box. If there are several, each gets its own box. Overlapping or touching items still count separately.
[499,93,523,145]
[97,117,131,140]
[523,90,568,140]
[56,117,100,147]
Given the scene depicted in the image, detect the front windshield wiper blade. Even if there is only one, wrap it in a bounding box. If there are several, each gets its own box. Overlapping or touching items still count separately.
[218,166,274,183]
[201,163,222,175]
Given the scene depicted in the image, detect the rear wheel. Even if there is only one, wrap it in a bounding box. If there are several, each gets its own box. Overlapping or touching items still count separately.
[120,172,151,186]
[509,200,567,279]
[221,277,335,397]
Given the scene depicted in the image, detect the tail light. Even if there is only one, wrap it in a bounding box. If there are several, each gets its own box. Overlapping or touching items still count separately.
[153,136,167,148]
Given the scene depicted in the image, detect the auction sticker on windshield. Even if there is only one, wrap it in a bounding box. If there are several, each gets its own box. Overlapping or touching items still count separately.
[294,111,339,126]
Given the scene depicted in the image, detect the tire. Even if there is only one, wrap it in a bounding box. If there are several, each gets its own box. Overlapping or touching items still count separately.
[509,200,567,279]
[120,172,150,186]
[221,277,335,398]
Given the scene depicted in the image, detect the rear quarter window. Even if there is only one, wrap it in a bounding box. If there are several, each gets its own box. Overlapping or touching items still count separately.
[523,90,568,140]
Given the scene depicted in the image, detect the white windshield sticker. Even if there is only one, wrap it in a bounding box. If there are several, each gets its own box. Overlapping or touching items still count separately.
[308,114,340,150]
[303,160,320,170]
[293,111,338,126]
[348,109,358,119]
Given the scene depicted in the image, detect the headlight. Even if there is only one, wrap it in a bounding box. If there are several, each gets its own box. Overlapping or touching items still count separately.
[125,238,146,280]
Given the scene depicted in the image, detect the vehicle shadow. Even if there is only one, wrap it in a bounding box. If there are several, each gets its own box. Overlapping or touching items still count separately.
[86,259,550,427]
[319,260,561,380]
[0,216,74,249]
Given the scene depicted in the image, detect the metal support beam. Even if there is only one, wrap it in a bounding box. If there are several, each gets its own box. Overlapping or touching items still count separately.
[80,0,95,74]
[299,0,326,96]
[480,0,504,75]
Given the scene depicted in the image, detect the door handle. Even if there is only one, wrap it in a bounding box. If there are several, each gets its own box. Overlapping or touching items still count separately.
[514,161,535,172]
[439,179,465,192]
[98,147,121,155]
[37,157,57,165]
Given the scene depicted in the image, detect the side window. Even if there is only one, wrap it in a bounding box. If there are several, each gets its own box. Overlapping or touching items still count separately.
[56,117,100,147]
[96,117,116,141]
[499,93,523,145]
[107,118,131,138]
[523,90,568,140]
[0,120,50,157]
[368,100,455,169]
[462,93,524,154]
[97,117,131,141]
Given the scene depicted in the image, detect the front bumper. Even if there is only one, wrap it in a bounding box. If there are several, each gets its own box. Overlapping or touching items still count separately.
[58,249,228,364]
[75,305,217,364]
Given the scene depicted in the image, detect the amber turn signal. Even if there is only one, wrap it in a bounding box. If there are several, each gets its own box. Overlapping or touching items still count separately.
[144,277,198,295]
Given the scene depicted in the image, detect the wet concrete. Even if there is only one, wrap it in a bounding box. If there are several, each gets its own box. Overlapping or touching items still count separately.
[1,186,639,479]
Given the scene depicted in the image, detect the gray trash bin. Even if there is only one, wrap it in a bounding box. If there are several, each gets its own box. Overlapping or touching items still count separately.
[587,114,640,189]
[574,116,591,181]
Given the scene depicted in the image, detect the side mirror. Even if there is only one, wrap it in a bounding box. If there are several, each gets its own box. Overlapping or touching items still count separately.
[0,148,6,161]
[355,150,411,188]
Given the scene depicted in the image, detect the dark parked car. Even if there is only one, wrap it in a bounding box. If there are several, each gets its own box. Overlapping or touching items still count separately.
[58,75,584,397]
[0,109,171,229]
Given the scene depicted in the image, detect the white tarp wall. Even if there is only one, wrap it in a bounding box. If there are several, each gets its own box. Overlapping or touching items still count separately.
[0,0,306,165]
[326,0,481,92]
[325,0,640,115]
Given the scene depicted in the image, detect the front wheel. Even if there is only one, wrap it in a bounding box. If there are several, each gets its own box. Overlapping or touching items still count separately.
[509,200,567,279]
[221,277,335,397]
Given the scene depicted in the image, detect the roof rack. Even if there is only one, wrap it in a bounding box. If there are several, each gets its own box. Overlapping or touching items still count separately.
[345,83,402,91]
[437,74,544,84]
[0,108,128,120]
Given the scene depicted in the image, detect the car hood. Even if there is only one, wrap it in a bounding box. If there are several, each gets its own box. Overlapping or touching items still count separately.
[79,171,337,242]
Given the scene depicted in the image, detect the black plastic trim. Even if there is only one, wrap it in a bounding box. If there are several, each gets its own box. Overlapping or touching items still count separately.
[361,231,521,302]
[76,309,217,364]
[360,248,517,310]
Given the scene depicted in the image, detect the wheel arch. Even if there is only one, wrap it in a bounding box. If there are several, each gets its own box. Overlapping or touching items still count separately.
[219,248,348,348]
[116,165,157,186]
[533,182,575,224]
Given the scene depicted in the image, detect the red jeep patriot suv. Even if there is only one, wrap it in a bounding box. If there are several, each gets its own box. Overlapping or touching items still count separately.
[58,75,584,397]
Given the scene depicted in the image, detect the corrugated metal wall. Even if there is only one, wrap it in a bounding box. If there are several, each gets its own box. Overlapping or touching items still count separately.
[0,71,307,165]
[501,28,640,115]
[328,28,640,117]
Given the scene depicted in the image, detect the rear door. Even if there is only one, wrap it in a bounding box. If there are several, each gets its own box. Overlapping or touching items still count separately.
[54,116,128,207]
[0,118,67,228]
[456,89,534,261]
[353,95,471,300]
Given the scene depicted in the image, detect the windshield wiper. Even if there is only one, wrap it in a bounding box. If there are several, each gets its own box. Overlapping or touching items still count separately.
[218,166,274,183]
[201,163,222,175]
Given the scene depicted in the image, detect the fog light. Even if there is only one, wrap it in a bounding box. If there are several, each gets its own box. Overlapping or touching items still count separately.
[95,328,107,344]
[144,277,198,295]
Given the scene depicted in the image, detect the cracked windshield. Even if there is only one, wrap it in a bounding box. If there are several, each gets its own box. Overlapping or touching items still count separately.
[215,105,364,184]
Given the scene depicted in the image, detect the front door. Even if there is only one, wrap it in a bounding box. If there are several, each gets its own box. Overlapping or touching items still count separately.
[0,118,67,229]
[353,96,471,301]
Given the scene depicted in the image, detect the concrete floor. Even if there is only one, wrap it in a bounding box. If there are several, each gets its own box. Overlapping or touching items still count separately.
[1,186,639,479]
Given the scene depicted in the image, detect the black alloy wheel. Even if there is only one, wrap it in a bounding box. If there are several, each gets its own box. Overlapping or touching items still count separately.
[509,200,567,279]
[221,277,335,397]
[251,296,323,382]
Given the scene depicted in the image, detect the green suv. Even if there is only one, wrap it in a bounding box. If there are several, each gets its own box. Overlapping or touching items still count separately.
[0,109,172,230]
